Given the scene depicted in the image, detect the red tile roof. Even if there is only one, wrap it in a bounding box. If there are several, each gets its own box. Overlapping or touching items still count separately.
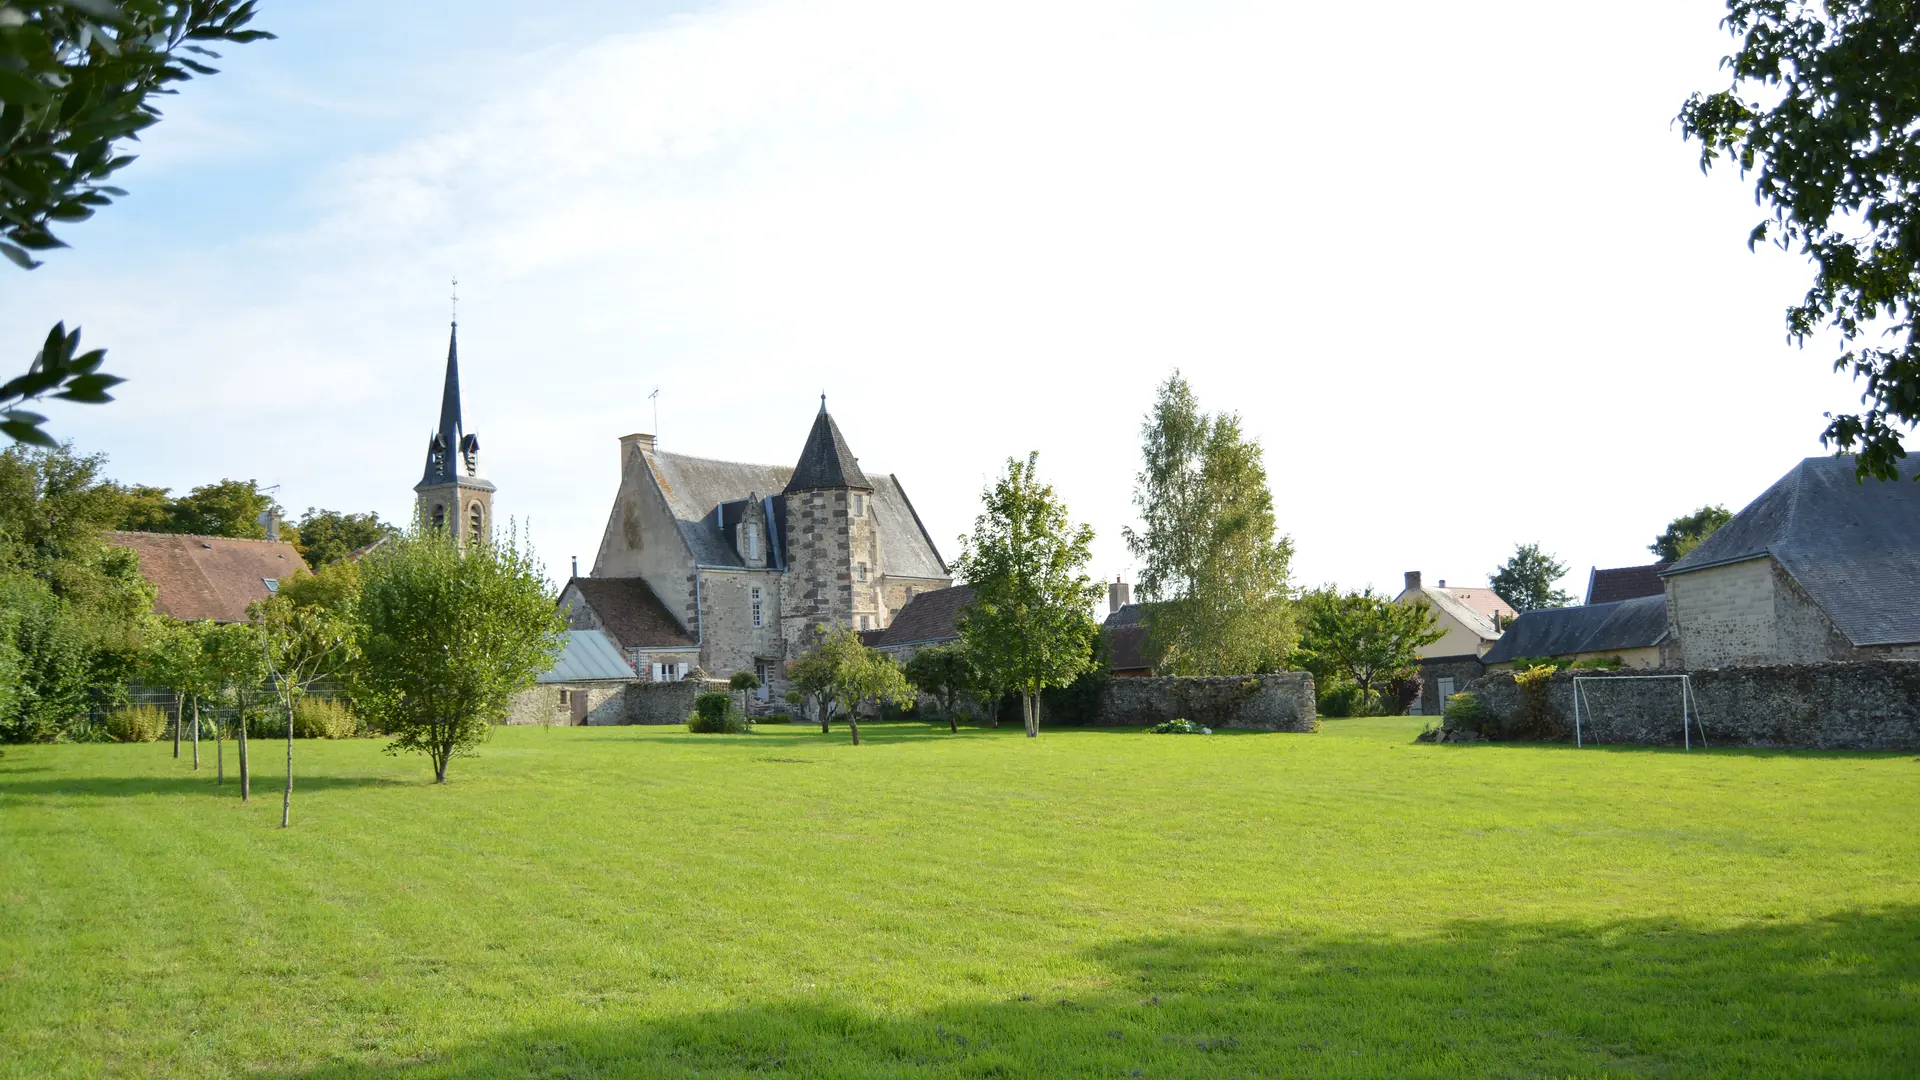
[563,577,696,650]
[107,531,306,623]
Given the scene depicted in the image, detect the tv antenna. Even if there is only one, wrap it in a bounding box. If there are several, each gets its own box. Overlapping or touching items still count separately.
[649,386,660,441]
[450,276,459,323]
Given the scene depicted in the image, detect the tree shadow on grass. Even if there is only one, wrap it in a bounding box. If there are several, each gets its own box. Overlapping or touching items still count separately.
[270,905,1920,1079]
[1422,739,1918,760]
[0,774,411,799]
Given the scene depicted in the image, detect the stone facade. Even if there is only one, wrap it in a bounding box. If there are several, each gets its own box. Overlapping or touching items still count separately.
[1416,656,1485,716]
[587,406,951,699]
[1097,673,1318,732]
[1446,661,1920,750]
[1666,557,1920,668]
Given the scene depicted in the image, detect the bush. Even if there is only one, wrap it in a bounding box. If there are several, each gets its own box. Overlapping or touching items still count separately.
[292,698,357,739]
[101,705,167,743]
[1442,691,1489,732]
[1511,664,1562,739]
[759,712,795,725]
[1147,717,1211,734]
[687,691,752,734]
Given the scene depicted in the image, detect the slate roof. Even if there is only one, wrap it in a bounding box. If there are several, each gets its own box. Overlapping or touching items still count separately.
[1102,603,1152,673]
[1586,563,1669,605]
[417,323,493,492]
[871,584,974,648]
[1481,595,1669,665]
[537,630,639,683]
[107,531,305,623]
[564,576,697,650]
[646,450,948,579]
[784,400,871,493]
[1662,455,1920,646]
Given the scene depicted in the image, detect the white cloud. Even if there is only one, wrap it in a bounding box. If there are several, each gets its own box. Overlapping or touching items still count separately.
[0,0,1883,598]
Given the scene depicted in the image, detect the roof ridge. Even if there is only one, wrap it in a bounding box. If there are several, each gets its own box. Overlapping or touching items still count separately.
[652,448,794,472]
[109,530,298,547]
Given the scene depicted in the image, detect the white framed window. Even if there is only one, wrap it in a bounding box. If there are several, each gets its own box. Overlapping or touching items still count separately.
[676,661,689,680]
[751,586,763,628]
[856,562,868,582]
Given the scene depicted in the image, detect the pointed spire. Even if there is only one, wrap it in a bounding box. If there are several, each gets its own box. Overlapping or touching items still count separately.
[420,321,467,486]
[784,398,871,494]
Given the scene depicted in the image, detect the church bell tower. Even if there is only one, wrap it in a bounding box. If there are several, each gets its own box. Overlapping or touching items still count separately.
[414,319,495,547]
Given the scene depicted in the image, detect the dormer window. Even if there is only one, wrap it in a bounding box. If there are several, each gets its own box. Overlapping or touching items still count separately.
[428,434,447,475]
[460,433,481,477]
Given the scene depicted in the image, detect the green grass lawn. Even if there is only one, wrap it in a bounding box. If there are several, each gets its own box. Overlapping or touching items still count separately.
[2,718,1916,1079]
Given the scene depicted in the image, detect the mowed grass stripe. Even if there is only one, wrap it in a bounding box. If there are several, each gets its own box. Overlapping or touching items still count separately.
[1,718,1915,1078]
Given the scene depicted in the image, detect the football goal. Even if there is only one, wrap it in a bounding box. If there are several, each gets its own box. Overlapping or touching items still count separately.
[1569,674,1704,750]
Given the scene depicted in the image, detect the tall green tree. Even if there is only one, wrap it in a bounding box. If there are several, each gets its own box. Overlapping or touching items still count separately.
[162,479,279,538]
[1680,1,1920,480]
[955,452,1102,739]
[2,2,271,446]
[352,527,565,783]
[1490,543,1573,613]
[1650,505,1733,562]
[293,509,394,568]
[1293,587,1443,713]
[1122,372,1296,675]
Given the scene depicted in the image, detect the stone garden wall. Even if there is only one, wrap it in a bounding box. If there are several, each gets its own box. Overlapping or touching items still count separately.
[505,679,732,727]
[1098,673,1318,732]
[1448,661,1920,750]
[620,679,730,725]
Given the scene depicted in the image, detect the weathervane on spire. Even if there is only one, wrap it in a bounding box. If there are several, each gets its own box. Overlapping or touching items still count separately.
[450,276,459,324]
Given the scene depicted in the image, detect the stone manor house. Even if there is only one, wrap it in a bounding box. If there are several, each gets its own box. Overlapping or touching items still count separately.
[561,398,953,698]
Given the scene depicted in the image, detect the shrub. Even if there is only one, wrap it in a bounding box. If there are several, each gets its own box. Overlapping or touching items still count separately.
[1147,717,1211,734]
[1511,664,1562,738]
[102,705,167,743]
[1569,656,1624,670]
[292,698,356,739]
[687,691,752,734]
[760,712,795,725]
[1442,691,1489,732]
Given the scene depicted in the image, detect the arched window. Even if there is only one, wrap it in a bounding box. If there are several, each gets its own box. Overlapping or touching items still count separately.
[431,504,446,530]
[469,502,484,543]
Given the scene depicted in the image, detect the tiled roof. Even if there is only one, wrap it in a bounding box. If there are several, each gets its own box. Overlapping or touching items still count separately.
[1418,587,1505,643]
[1441,586,1514,625]
[872,584,974,648]
[784,402,871,493]
[107,531,305,623]
[1663,455,1920,646]
[1481,595,1669,665]
[1586,562,1668,605]
[564,576,696,650]
[1102,603,1152,672]
[646,450,947,579]
[537,630,638,683]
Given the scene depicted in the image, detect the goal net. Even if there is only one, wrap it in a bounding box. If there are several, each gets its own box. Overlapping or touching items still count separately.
[1569,674,1704,750]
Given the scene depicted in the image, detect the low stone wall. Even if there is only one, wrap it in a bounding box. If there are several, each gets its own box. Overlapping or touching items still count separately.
[504,683,628,726]
[1449,661,1920,750]
[620,679,730,726]
[1097,673,1318,732]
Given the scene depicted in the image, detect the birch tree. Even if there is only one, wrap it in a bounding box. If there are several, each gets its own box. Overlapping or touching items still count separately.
[1122,372,1296,675]
[955,453,1101,739]
[253,594,355,827]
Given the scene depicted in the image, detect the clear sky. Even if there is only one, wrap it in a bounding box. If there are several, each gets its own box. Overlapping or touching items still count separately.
[1,0,1898,597]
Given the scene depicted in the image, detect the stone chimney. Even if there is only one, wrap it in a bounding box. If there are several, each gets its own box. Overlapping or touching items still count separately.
[620,433,656,467]
[1404,570,1422,595]
[1109,577,1132,614]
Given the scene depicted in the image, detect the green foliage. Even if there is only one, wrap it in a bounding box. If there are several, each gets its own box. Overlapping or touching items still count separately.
[1651,505,1732,562]
[122,478,279,538]
[1569,657,1625,671]
[785,627,911,745]
[1490,543,1573,612]
[351,526,565,781]
[290,698,355,740]
[901,643,983,731]
[1122,372,1297,674]
[1680,1,1920,480]
[0,574,110,742]
[1510,663,1562,739]
[100,704,166,743]
[274,559,360,620]
[1146,717,1210,734]
[1291,586,1442,714]
[954,452,1102,738]
[0,2,271,445]
[728,669,761,715]
[1039,635,1110,725]
[1442,691,1489,732]
[292,509,394,568]
[687,691,751,734]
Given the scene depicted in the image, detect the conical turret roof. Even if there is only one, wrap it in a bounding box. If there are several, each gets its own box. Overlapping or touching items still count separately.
[783,396,871,493]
